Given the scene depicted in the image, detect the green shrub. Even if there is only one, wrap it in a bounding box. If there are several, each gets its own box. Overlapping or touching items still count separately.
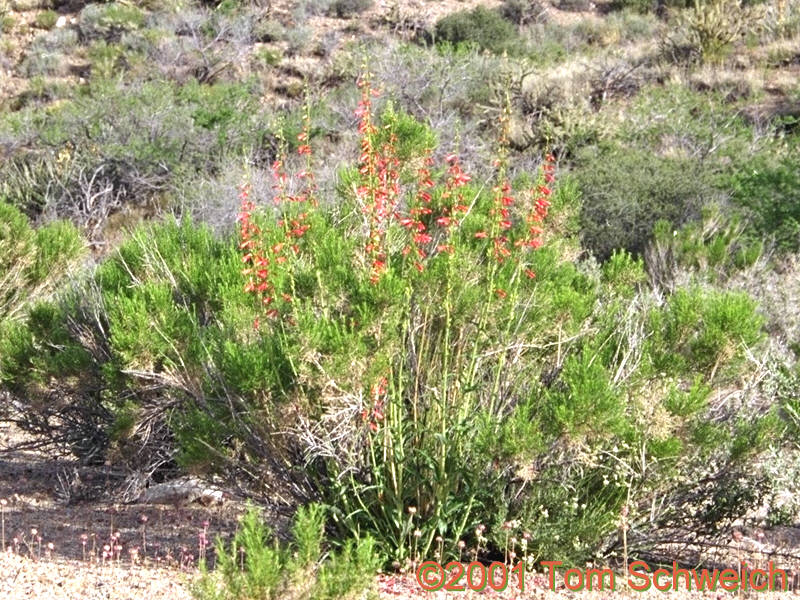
[602,249,647,295]
[0,202,83,324]
[0,83,779,571]
[730,153,800,252]
[34,9,58,30]
[434,6,524,55]
[87,40,127,79]
[648,286,764,377]
[619,85,755,162]
[611,0,692,13]
[78,2,146,41]
[0,78,270,226]
[575,145,715,260]
[193,504,379,600]
[544,349,626,438]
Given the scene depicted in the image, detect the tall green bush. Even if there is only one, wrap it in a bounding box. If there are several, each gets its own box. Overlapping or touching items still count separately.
[0,82,775,570]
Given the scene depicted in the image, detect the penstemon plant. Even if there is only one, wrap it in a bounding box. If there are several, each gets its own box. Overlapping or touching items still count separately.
[236,72,556,564]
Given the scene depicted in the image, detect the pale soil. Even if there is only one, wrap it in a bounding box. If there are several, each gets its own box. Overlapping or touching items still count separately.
[0,551,195,600]
[6,552,800,600]
[0,422,244,599]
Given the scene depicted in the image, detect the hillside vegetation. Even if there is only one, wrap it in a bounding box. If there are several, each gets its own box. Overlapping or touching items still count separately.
[1,0,800,597]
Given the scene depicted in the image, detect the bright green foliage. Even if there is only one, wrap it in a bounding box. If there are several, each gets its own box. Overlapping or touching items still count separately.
[648,286,764,376]
[378,105,437,169]
[664,377,712,416]
[545,350,626,438]
[0,202,83,323]
[193,504,379,600]
[35,10,59,30]
[0,103,773,570]
[602,250,647,295]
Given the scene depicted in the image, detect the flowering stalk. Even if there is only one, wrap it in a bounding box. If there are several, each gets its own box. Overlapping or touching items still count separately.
[354,71,395,285]
[398,151,435,273]
[297,85,318,209]
[238,183,276,326]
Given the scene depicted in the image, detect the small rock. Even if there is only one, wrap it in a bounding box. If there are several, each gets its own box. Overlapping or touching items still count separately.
[55,15,66,28]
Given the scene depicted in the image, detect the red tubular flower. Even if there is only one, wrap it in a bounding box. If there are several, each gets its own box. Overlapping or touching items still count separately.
[452,171,471,186]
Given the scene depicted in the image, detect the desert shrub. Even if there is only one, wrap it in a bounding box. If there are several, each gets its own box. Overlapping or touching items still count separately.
[730,153,800,252]
[603,9,660,40]
[194,504,380,600]
[662,0,762,63]
[611,0,693,13]
[500,0,549,25]
[34,9,58,30]
[20,28,78,77]
[362,41,502,137]
[619,85,757,162]
[252,17,285,42]
[515,73,606,155]
[603,249,648,296]
[575,145,715,260]
[0,78,271,238]
[87,40,128,79]
[327,0,372,18]
[612,0,656,12]
[0,82,778,569]
[648,286,764,377]
[78,2,146,42]
[434,6,524,55]
[645,209,763,290]
[557,0,594,11]
[0,202,84,324]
